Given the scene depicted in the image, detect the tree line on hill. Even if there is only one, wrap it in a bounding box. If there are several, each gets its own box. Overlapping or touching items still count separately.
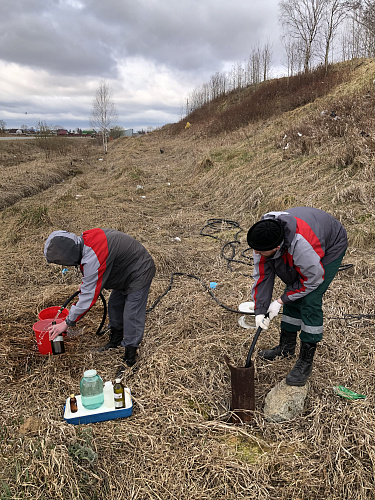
[185,0,375,115]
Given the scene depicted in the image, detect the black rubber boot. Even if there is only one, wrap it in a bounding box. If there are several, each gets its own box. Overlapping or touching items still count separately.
[259,330,297,361]
[98,328,123,352]
[124,346,137,367]
[286,341,317,386]
[115,346,138,378]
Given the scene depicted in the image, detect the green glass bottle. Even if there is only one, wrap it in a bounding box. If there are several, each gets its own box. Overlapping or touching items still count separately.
[114,378,125,409]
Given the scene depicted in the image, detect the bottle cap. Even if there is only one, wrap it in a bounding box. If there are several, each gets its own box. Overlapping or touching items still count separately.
[104,381,113,386]
[115,378,121,383]
[83,369,97,377]
[70,394,75,398]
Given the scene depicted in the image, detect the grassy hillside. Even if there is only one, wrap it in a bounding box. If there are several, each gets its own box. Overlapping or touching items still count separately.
[0,58,375,499]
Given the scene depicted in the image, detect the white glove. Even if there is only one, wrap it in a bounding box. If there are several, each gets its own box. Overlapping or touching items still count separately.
[267,300,282,320]
[255,314,270,330]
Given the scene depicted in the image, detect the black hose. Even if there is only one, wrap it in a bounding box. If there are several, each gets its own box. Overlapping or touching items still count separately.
[60,291,108,336]
[338,264,353,272]
[245,314,269,368]
[146,272,254,315]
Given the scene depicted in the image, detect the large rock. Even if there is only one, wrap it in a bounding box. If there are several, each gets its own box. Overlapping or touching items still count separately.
[263,378,309,422]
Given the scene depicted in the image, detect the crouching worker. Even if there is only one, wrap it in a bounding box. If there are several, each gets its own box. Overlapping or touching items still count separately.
[44,228,155,376]
[247,207,347,386]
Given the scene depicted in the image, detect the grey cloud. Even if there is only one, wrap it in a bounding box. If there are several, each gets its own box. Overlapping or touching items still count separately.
[0,0,280,79]
[0,0,282,131]
[0,1,118,76]
[87,0,280,73]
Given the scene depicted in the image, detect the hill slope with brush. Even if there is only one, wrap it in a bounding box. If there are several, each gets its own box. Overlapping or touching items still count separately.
[0,58,375,499]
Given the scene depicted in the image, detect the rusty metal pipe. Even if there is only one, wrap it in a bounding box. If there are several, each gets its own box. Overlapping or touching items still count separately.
[225,314,268,423]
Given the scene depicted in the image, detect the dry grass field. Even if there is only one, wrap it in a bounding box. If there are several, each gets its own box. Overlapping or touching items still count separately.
[1,59,375,499]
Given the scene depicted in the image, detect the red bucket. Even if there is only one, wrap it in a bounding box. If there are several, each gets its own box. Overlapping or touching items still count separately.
[33,318,64,355]
[38,306,69,321]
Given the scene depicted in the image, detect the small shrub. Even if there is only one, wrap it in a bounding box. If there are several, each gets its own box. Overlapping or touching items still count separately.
[16,205,50,228]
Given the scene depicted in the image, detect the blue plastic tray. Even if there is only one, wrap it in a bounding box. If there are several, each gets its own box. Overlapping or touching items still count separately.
[64,390,133,425]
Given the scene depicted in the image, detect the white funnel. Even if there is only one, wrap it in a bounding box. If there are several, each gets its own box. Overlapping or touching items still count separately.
[238,301,256,329]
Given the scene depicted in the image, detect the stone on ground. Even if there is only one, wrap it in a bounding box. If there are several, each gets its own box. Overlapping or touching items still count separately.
[263,378,309,422]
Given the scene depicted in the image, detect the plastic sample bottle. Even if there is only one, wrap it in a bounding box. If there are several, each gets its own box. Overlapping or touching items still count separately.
[70,394,78,413]
[124,388,132,409]
[103,381,114,408]
[114,378,125,409]
[50,321,65,355]
[80,369,104,410]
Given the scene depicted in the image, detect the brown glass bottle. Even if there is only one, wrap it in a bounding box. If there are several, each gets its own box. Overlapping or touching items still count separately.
[70,394,78,413]
[113,378,125,409]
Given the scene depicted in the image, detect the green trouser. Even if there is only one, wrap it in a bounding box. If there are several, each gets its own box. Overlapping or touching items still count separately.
[280,251,346,343]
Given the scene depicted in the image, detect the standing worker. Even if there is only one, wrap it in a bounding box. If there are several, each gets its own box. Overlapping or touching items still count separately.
[44,228,155,376]
[247,207,348,386]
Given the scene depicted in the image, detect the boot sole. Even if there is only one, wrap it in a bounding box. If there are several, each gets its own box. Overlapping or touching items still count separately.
[259,353,295,362]
[285,378,308,386]
[98,344,122,352]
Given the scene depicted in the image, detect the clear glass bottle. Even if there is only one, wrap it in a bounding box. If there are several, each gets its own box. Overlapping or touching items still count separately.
[103,380,114,408]
[114,378,125,409]
[51,321,65,355]
[80,369,104,410]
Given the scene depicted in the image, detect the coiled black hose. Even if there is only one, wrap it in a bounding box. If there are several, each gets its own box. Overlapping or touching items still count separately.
[200,218,253,274]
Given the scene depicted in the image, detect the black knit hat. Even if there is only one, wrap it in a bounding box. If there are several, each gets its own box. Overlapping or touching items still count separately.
[247,219,284,251]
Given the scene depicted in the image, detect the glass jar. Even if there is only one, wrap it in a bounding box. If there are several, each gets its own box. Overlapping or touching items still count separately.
[80,369,104,410]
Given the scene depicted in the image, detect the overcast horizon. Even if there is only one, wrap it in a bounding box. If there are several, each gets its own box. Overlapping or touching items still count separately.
[0,0,284,132]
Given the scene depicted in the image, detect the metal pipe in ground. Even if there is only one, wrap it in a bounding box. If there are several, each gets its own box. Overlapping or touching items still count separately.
[224,355,255,423]
[224,319,267,423]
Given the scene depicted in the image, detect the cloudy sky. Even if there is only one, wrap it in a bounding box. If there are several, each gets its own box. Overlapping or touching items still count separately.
[0,0,283,132]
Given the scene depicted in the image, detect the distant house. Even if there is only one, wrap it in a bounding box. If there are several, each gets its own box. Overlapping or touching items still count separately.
[57,129,68,136]
[82,130,97,137]
[8,129,23,134]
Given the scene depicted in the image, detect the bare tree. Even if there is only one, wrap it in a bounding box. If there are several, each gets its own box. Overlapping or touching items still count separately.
[279,0,326,72]
[36,120,52,137]
[353,0,375,35]
[209,72,227,99]
[350,0,375,54]
[0,120,6,133]
[340,1,375,58]
[321,0,348,71]
[261,42,273,81]
[341,9,363,58]
[247,49,261,85]
[90,82,118,154]
[283,37,305,75]
[185,43,273,114]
